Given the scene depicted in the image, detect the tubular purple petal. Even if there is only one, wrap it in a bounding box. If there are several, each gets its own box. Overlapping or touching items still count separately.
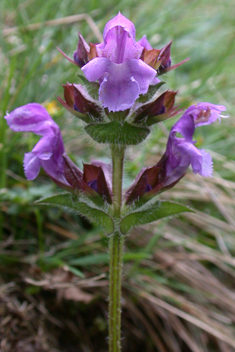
[5,103,56,135]
[5,103,69,186]
[163,102,225,184]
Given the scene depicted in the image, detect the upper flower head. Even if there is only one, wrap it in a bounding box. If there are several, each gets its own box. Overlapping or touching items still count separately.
[81,13,157,112]
[58,13,188,114]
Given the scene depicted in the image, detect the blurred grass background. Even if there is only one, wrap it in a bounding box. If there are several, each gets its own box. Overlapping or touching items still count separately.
[0,0,235,351]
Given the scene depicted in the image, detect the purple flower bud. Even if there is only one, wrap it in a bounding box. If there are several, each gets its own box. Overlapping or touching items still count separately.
[63,154,112,203]
[140,41,189,74]
[57,83,103,121]
[81,13,157,112]
[134,90,181,124]
[4,104,70,187]
[73,33,90,67]
[125,102,226,204]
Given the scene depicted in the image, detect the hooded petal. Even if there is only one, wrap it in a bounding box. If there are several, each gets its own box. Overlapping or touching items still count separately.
[103,12,136,42]
[186,103,227,126]
[96,13,143,64]
[4,103,56,135]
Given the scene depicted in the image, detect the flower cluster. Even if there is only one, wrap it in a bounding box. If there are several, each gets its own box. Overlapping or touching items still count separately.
[4,12,226,208]
[59,12,187,115]
[5,102,225,205]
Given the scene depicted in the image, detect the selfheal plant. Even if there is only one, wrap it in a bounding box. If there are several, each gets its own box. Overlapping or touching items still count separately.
[4,13,226,352]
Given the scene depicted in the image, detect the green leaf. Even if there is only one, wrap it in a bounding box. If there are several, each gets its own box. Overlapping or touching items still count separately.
[36,193,114,235]
[120,201,194,234]
[66,266,84,278]
[70,252,151,266]
[85,120,150,145]
[137,82,166,104]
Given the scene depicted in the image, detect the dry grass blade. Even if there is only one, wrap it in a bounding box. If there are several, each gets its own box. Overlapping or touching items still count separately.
[126,298,168,352]
[138,291,235,348]
[3,13,103,41]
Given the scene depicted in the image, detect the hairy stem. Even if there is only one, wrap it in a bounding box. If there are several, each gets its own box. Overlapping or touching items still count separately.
[109,145,125,352]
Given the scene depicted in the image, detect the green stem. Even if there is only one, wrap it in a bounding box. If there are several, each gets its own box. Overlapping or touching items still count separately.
[109,145,125,352]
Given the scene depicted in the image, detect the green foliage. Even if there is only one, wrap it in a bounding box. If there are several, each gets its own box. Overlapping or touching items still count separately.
[36,193,114,235]
[120,201,194,234]
[85,121,150,145]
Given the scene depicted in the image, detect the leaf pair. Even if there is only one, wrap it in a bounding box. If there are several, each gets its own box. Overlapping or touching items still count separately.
[37,193,193,235]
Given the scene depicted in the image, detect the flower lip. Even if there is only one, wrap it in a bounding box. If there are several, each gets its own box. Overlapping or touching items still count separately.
[82,57,156,112]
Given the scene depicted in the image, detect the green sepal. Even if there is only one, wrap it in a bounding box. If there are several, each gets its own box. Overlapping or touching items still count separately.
[76,73,99,100]
[137,82,166,104]
[85,120,150,145]
[120,201,194,234]
[57,96,94,124]
[36,193,114,235]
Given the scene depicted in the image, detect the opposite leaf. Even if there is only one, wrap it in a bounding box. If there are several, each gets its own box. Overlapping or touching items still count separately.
[120,201,194,234]
[36,193,114,235]
[85,120,150,145]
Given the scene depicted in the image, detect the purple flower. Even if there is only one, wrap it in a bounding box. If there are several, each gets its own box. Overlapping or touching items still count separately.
[4,103,69,186]
[125,102,226,204]
[81,13,157,112]
[5,103,113,202]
